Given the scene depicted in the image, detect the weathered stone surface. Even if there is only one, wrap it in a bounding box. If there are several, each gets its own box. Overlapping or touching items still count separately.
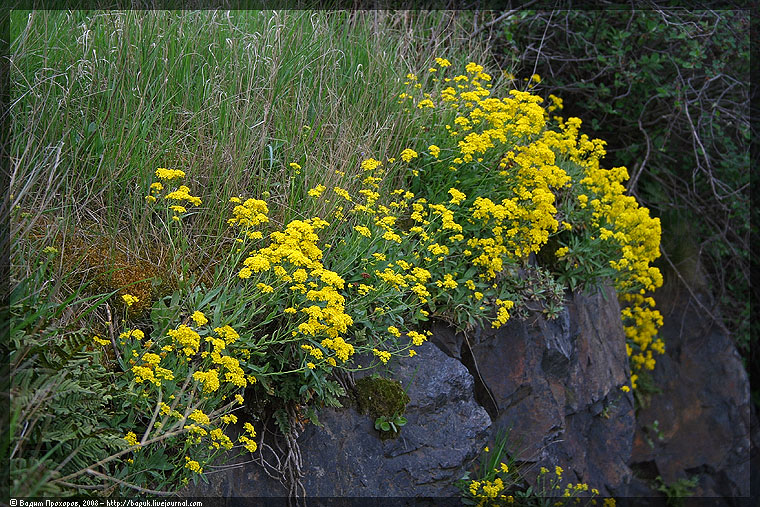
[432,284,635,496]
[187,340,491,498]
[628,280,752,499]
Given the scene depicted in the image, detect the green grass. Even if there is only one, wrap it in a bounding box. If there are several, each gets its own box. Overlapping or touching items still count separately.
[9,10,486,258]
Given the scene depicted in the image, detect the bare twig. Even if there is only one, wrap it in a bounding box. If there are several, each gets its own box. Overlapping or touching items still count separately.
[141,387,163,445]
[53,422,190,484]
[85,468,174,496]
[530,7,556,88]
[470,1,541,39]
[104,303,122,365]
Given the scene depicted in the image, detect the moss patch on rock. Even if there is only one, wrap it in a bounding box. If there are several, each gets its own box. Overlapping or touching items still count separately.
[354,376,410,440]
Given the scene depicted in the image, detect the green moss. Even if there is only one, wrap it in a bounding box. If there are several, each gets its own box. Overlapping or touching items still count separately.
[354,376,410,439]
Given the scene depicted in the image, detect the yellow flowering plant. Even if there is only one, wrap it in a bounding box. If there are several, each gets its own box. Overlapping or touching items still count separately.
[457,431,606,506]
[395,59,665,388]
[97,175,261,492]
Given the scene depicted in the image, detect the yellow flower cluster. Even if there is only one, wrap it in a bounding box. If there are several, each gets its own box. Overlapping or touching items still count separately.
[239,422,257,453]
[122,294,139,307]
[145,168,201,220]
[235,217,357,366]
[372,348,392,364]
[469,477,505,499]
[184,456,203,473]
[398,58,665,385]
[228,198,269,236]
[124,431,139,447]
[542,113,665,380]
[93,335,110,346]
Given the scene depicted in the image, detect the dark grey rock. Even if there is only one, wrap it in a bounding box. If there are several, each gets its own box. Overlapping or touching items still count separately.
[187,340,491,498]
[441,284,635,496]
[629,280,752,499]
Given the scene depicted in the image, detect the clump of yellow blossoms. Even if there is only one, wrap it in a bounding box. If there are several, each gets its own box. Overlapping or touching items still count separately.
[396,58,664,386]
[115,207,257,486]
[144,167,202,221]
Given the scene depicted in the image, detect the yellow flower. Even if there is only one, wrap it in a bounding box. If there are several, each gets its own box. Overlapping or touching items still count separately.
[93,335,110,346]
[188,409,210,426]
[400,148,418,162]
[184,457,203,473]
[124,431,139,447]
[387,326,401,338]
[448,188,466,205]
[155,168,185,180]
[372,348,391,364]
[122,294,139,307]
[360,158,383,172]
[256,283,275,293]
[354,225,371,238]
[308,184,326,198]
[408,331,426,346]
[193,370,220,393]
[165,185,202,206]
[191,311,208,326]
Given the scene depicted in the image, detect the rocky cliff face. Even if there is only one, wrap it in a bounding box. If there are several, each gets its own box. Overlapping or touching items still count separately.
[186,283,752,500]
[438,284,635,496]
[626,280,753,501]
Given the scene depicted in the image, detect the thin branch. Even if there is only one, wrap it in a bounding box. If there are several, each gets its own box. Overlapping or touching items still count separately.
[53,423,190,484]
[530,8,556,87]
[85,468,175,496]
[470,1,541,39]
[141,387,163,445]
[104,303,123,366]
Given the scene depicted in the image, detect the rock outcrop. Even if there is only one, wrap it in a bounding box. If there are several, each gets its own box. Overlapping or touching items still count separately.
[189,340,491,498]
[433,283,635,496]
[184,275,755,501]
[627,279,753,500]
[187,283,636,499]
